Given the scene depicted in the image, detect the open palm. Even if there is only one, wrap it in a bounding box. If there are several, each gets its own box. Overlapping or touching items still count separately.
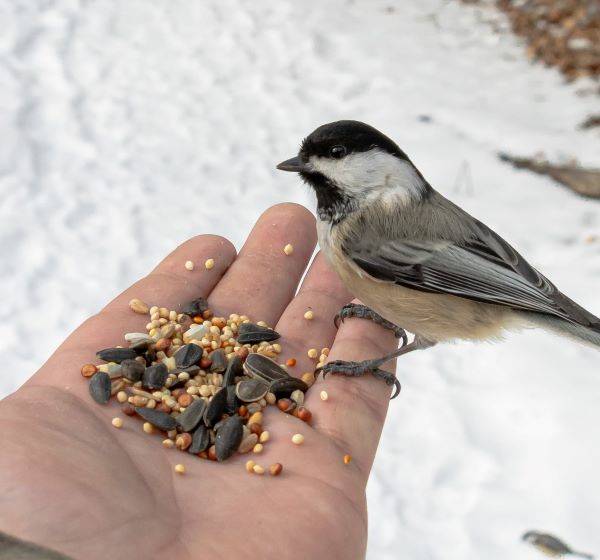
[0,204,399,560]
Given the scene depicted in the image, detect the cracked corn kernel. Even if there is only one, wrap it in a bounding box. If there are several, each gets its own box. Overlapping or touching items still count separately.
[174,464,186,474]
[204,258,215,270]
[111,417,123,429]
[162,439,175,448]
[283,243,294,255]
[185,260,194,271]
[291,433,304,445]
[245,460,256,473]
[129,298,149,314]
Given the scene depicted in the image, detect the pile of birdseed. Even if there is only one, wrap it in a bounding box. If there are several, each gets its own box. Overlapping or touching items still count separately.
[80,296,330,476]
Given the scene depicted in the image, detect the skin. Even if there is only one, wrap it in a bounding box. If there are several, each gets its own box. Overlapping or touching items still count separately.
[0,204,399,560]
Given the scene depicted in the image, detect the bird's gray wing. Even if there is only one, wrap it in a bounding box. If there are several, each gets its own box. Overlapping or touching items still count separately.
[344,217,596,325]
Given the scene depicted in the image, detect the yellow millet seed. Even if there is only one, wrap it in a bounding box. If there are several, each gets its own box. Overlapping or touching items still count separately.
[304,310,314,320]
[252,464,265,475]
[307,348,318,359]
[205,258,215,270]
[174,464,186,474]
[143,422,154,434]
[291,433,305,445]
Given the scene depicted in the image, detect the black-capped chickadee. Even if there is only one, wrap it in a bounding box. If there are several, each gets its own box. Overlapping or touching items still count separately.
[277,120,600,397]
[522,531,594,559]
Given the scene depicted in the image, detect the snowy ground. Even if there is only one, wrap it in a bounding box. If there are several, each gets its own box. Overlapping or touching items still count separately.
[1,0,599,558]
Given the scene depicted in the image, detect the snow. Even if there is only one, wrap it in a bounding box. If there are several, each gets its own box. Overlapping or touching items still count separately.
[1,0,599,558]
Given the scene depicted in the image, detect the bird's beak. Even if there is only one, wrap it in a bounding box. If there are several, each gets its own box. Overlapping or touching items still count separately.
[276,156,306,172]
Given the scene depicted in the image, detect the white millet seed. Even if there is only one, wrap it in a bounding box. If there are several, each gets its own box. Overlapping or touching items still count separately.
[111,417,123,429]
[185,260,194,271]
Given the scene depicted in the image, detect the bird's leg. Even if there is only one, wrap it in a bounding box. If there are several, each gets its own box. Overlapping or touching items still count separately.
[318,336,435,399]
[334,303,408,345]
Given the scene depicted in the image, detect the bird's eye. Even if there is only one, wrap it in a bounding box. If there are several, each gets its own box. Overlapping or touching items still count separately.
[329,145,347,159]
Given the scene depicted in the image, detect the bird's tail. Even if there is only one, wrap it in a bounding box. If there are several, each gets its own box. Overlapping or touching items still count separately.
[520,312,600,349]
[571,552,594,560]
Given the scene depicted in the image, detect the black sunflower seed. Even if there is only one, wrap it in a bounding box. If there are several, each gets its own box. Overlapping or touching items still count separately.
[235,379,269,403]
[224,385,238,414]
[176,398,206,432]
[181,297,210,317]
[130,339,151,354]
[188,425,210,454]
[175,344,203,369]
[269,376,309,398]
[243,353,289,383]
[203,387,228,427]
[142,363,169,390]
[120,359,145,382]
[209,349,227,373]
[223,355,243,386]
[134,407,178,431]
[214,415,244,462]
[236,322,281,344]
[89,371,111,404]
[96,347,137,363]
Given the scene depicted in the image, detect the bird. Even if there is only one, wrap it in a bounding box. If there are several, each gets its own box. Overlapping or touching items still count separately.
[276,120,600,397]
[522,531,594,559]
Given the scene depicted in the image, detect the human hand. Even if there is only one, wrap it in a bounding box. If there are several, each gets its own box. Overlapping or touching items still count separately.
[0,204,399,560]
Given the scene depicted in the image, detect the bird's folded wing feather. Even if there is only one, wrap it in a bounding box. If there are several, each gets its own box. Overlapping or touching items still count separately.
[344,218,592,324]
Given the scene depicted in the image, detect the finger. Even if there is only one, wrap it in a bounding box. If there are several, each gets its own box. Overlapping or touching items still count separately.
[305,300,399,477]
[273,252,352,378]
[30,235,237,388]
[209,203,317,326]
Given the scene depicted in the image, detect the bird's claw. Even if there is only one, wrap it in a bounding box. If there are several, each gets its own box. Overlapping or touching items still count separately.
[316,359,401,400]
[334,303,408,344]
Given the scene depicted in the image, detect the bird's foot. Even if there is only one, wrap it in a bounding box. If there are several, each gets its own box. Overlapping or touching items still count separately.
[334,303,408,345]
[317,359,401,399]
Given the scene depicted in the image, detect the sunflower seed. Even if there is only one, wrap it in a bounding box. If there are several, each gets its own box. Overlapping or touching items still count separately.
[135,407,178,431]
[237,323,281,344]
[170,365,201,377]
[176,398,206,432]
[96,347,137,363]
[238,433,259,454]
[175,344,203,369]
[124,332,154,344]
[243,353,289,383]
[181,297,209,317]
[89,372,111,404]
[269,377,308,398]
[223,355,243,386]
[225,385,238,415]
[269,376,309,398]
[120,359,145,382]
[184,324,208,341]
[188,425,210,454]
[209,349,227,373]
[203,387,228,427]
[236,379,269,403]
[142,363,169,390]
[215,415,244,462]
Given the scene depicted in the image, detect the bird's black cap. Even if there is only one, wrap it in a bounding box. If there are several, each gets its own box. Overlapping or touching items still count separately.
[299,120,409,161]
